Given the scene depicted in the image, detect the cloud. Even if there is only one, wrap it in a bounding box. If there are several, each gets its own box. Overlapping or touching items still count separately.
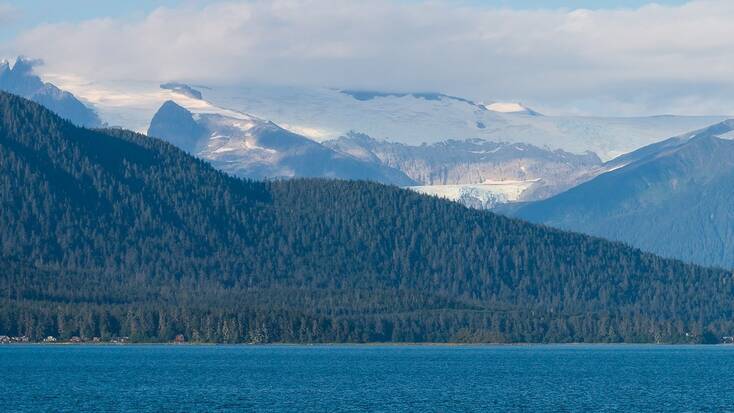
[9,0,734,115]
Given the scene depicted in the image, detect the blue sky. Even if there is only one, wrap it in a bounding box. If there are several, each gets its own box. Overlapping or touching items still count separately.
[0,1,181,41]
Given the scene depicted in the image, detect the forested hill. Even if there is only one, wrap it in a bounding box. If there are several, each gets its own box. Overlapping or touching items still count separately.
[1,91,733,344]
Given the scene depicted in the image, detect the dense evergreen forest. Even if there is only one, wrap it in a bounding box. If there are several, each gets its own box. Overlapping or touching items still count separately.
[1,91,734,344]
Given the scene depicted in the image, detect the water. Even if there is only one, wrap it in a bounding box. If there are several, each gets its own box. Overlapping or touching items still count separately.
[2,344,734,412]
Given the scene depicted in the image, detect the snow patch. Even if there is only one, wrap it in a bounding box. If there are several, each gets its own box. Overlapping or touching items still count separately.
[484,102,530,113]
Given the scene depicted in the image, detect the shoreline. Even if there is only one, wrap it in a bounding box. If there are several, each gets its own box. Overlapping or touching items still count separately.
[1,341,731,347]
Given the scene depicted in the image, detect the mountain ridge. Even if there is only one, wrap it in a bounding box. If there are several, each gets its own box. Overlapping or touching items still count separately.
[32,78,729,160]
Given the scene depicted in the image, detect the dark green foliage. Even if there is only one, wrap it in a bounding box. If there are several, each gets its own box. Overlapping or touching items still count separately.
[1,91,733,343]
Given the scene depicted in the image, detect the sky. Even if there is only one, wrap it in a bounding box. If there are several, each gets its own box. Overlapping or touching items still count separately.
[0,0,731,116]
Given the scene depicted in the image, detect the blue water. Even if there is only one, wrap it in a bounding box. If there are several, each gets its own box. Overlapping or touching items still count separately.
[2,344,734,412]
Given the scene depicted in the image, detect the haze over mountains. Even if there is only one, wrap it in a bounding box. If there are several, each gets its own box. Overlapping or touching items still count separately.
[3,91,734,344]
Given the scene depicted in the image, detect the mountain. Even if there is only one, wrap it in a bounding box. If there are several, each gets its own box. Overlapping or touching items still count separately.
[34,79,727,160]
[147,100,207,152]
[148,100,416,184]
[325,133,602,207]
[512,119,734,269]
[2,91,734,344]
[0,57,101,127]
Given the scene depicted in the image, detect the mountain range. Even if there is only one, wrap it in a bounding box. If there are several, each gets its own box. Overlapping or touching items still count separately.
[3,91,734,343]
[511,120,734,269]
[0,62,611,197]
[35,76,727,160]
[20,68,730,191]
[8,60,734,270]
[184,84,727,161]
[29,74,730,210]
[145,87,606,196]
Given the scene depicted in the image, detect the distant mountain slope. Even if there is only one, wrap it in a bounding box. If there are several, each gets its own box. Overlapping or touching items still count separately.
[513,120,734,269]
[148,100,416,185]
[325,133,601,207]
[2,91,734,344]
[0,57,100,127]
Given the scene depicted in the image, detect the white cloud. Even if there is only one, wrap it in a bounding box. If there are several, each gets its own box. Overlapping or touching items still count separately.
[8,0,734,115]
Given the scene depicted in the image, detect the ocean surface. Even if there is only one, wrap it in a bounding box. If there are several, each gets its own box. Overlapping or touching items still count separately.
[2,344,734,412]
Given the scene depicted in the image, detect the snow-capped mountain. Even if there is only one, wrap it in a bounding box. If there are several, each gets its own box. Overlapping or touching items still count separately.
[511,119,734,268]
[324,132,602,207]
[147,98,415,184]
[0,58,100,127]
[196,85,727,161]
[39,77,728,161]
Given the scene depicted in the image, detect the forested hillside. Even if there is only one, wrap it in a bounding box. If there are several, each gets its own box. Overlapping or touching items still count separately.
[1,91,733,344]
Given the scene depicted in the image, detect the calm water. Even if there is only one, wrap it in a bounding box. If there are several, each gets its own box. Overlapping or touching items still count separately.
[2,344,734,412]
